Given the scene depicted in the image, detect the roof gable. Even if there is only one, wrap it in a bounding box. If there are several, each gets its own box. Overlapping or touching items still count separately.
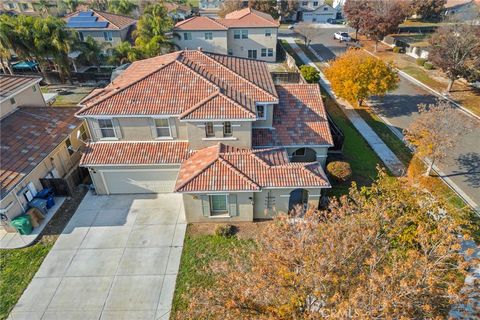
[175,16,228,30]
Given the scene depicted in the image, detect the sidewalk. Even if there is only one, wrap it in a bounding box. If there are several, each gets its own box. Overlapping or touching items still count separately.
[280,37,405,176]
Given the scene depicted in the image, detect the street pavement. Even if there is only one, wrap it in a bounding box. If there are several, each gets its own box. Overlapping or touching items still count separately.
[282,26,480,211]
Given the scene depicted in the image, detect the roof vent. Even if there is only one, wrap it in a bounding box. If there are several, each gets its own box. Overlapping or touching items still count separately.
[197,47,202,51]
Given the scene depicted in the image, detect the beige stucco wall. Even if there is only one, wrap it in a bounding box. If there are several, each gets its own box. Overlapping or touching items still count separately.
[227,27,278,62]
[174,30,228,53]
[76,28,130,47]
[186,121,252,150]
[0,83,45,119]
[183,192,254,223]
[253,187,323,220]
[252,104,274,128]
[0,123,86,230]
[86,117,187,142]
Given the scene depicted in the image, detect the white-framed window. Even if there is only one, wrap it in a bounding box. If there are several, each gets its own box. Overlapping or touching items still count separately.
[66,138,74,155]
[268,48,273,57]
[323,6,328,11]
[183,32,192,40]
[79,125,88,141]
[103,31,113,42]
[265,29,271,37]
[205,122,214,137]
[7,3,15,9]
[241,29,248,39]
[261,48,267,57]
[155,118,171,138]
[223,122,232,137]
[234,30,241,39]
[209,194,228,215]
[256,104,266,119]
[313,1,318,6]
[98,119,116,138]
[21,3,29,10]
[248,49,257,59]
[9,97,16,105]
[204,32,213,40]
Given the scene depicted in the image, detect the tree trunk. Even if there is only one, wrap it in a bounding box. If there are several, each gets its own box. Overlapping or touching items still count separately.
[447,78,455,92]
[425,158,435,176]
[358,99,363,107]
[355,28,358,41]
[374,41,378,52]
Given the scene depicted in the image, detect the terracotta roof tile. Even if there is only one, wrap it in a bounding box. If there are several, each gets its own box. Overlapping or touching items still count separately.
[175,16,228,30]
[77,50,277,118]
[80,141,190,166]
[175,143,330,192]
[253,84,334,147]
[0,107,82,199]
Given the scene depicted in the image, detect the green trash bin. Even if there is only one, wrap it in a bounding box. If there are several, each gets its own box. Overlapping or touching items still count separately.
[10,215,33,235]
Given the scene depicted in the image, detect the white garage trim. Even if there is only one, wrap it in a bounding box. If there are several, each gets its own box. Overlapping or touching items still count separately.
[99,168,180,194]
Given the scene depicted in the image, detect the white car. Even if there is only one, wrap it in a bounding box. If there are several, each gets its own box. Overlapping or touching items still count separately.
[333,32,351,42]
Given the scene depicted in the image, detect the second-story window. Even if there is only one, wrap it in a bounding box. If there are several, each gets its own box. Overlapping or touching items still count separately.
[103,31,113,42]
[234,30,241,39]
[313,1,318,6]
[256,105,266,119]
[323,6,328,11]
[205,32,213,40]
[268,48,273,57]
[241,29,248,39]
[66,138,74,155]
[265,29,271,37]
[155,119,171,138]
[223,122,232,137]
[183,32,192,40]
[302,1,308,5]
[98,119,116,138]
[205,122,214,137]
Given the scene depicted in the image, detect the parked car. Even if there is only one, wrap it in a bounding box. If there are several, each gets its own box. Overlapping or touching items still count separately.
[333,32,351,42]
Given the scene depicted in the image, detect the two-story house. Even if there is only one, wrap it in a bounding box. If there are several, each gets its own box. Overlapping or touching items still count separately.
[298,1,338,23]
[173,8,279,62]
[0,75,86,232]
[65,10,137,47]
[77,50,333,222]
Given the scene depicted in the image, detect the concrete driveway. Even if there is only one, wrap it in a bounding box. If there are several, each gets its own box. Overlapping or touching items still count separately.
[9,192,186,320]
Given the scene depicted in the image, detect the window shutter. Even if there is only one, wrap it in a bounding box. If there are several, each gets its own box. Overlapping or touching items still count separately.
[150,118,158,138]
[201,195,210,217]
[169,118,177,138]
[90,119,102,140]
[112,119,122,139]
[228,194,238,217]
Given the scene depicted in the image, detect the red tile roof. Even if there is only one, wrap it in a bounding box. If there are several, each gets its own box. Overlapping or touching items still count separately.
[174,8,279,30]
[80,141,190,166]
[0,75,42,101]
[253,84,334,147]
[77,50,277,118]
[64,10,137,30]
[175,144,330,192]
[0,107,82,199]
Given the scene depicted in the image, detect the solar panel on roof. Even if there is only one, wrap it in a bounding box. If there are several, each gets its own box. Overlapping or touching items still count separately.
[66,21,109,28]
[69,16,98,22]
[78,11,94,17]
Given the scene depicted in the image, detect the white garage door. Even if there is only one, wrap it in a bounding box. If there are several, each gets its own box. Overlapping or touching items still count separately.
[102,169,179,194]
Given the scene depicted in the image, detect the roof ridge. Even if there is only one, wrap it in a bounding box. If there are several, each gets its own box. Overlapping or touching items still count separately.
[247,8,278,25]
[173,57,223,91]
[217,156,261,189]
[178,91,220,118]
[95,10,136,29]
[200,52,278,101]
[77,59,178,115]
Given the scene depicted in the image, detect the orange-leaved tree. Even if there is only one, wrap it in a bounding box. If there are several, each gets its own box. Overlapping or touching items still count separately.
[178,169,474,320]
[325,50,399,107]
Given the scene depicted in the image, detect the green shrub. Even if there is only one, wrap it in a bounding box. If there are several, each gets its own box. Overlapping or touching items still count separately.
[423,61,434,70]
[214,224,236,237]
[300,65,320,83]
[392,46,401,53]
[416,58,427,66]
[327,161,352,182]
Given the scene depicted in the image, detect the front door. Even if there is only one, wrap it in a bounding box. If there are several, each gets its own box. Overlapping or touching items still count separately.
[248,50,257,59]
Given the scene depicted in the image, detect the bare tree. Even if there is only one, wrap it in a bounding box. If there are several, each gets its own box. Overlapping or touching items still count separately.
[343,0,370,40]
[410,0,446,21]
[218,0,244,18]
[429,23,480,92]
[295,22,317,47]
[404,100,474,176]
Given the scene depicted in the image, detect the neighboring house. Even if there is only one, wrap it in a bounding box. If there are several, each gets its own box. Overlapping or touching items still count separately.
[77,50,333,222]
[383,34,431,59]
[443,0,480,22]
[199,0,223,11]
[300,3,337,23]
[64,10,137,47]
[0,75,87,232]
[0,75,46,119]
[165,2,192,21]
[174,8,279,62]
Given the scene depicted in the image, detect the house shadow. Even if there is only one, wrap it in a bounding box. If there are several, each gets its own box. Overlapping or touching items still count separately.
[369,94,441,119]
[310,43,344,62]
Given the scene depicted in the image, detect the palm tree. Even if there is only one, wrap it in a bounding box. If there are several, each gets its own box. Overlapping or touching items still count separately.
[108,41,142,65]
[134,3,173,57]
[64,0,80,13]
[79,36,109,72]
[36,0,50,17]
[108,0,138,16]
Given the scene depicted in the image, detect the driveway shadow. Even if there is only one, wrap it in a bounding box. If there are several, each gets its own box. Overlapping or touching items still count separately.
[370,94,440,119]
[311,43,344,61]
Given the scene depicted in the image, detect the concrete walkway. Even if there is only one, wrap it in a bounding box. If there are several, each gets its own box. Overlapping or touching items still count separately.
[281,37,405,176]
[9,192,186,320]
